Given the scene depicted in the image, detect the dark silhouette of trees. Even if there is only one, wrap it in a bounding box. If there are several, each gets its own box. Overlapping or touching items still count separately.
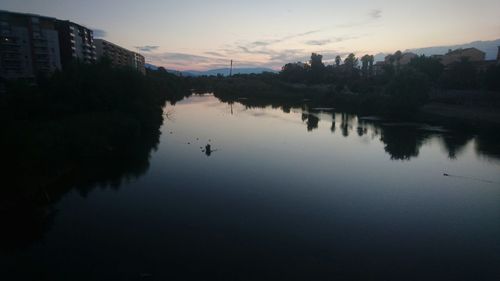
[385,67,430,113]
[408,55,444,85]
[335,55,342,67]
[361,55,374,78]
[1,60,189,252]
[344,53,359,70]
[482,64,500,91]
[440,58,478,89]
[310,53,326,83]
[280,62,309,83]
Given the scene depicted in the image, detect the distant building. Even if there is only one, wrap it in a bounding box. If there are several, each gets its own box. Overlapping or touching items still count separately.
[0,10,61,80]
[399,53,418,65]
[497,46,500,64]
[94,39,145,74]
[55,20,96,67]
[130,52,146,75]
[441,48,485,66]
[384,52,418,66]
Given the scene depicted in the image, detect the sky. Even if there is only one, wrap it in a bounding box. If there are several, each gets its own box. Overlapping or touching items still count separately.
[3,0,500,70]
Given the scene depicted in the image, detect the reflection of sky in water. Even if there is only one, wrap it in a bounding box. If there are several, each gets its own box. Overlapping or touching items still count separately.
[7,95,500,280]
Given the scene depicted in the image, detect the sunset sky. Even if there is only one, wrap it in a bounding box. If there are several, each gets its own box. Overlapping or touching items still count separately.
[4,0,500,70]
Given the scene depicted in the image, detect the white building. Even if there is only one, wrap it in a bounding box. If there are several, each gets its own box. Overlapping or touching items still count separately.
[95,39,145,74]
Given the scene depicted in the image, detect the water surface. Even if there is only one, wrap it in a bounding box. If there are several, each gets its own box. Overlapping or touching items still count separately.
[3,95,500,280]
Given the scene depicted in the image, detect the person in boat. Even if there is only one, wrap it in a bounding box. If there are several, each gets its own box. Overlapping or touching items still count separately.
[205,144,212,156]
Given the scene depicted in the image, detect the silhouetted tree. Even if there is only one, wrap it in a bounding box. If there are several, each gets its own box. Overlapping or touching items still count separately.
[361,55,371,78]
[408,55,444,85]
[385,67,430,113]
[482,64,500,91]
[344,53,358,69]
[335,55,342,67]
[440,58,478,89]
[280,62,308,83]
[310,53,325,83]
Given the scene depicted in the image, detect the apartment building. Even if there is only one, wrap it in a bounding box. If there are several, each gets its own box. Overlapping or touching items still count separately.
[95,39,145,74]
[441,48,485,66]
[130,52,146,74]
[55,20,96,67]
[497,46,500,64]
[0,10,61,80]
[384,52,418,66]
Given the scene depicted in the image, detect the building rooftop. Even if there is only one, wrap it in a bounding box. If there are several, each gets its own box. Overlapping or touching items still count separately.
[446,47,485,56]
[0,9,57,21]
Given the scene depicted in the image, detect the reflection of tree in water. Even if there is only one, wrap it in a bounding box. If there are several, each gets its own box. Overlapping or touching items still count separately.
[0,106,172,252]
[301,113,320,132]
[380,126,429,160]
[340,113,356,137]
[218,96,500,163]
[474,132,500,162]
[441,134,473,159]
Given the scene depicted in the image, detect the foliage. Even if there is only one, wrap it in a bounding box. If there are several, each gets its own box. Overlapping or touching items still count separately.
[1,60,188,194]
[408,55,444,84]
[384,67,431,113]
[440,58,478,89]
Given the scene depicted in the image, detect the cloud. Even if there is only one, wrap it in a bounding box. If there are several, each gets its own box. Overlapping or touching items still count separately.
[145,48,354,71]
[145,52,256,70]
[305,39,332,46]
[336,9,383,28]
[135,45,160,52]
[369,9,382,19]
[240,29,322,50]
[92,29,107,38]
[204,51,226,57]
[304,35,362,46]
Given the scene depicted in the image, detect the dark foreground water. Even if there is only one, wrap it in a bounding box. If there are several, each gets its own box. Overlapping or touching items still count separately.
[2,95,500,280]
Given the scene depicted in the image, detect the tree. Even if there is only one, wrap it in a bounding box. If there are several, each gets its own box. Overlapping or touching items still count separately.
[361,55,371,78]
[482,64,500,91]
[368,55,374,77]
[335,55,342,67]
[385,67,430,113]
[344,53,359,69]
[344,53,359,77]
[408,55,444,85]
[440,58,478,89]
[280,62,308,83]
[309,53,325,83]
[394,50,403,67]
[310,53,324,69]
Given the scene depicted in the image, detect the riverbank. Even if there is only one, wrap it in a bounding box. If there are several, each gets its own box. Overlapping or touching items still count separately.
[420,102,500,127]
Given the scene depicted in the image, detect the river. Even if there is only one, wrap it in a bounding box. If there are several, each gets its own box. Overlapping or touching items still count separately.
[2,94,500,280]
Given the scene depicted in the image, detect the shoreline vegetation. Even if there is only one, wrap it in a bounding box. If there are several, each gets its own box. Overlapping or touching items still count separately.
[0,61,190,249]
[187,52,500,126]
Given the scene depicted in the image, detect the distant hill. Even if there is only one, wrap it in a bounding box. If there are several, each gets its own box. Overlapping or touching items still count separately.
[372,39,500,62]
[407,39,500,60]
[182,68,277,77]
[144,64,276,76]
[145,63,158,70]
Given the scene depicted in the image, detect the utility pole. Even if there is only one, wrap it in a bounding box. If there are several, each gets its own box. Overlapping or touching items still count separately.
[229,60,233,77]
